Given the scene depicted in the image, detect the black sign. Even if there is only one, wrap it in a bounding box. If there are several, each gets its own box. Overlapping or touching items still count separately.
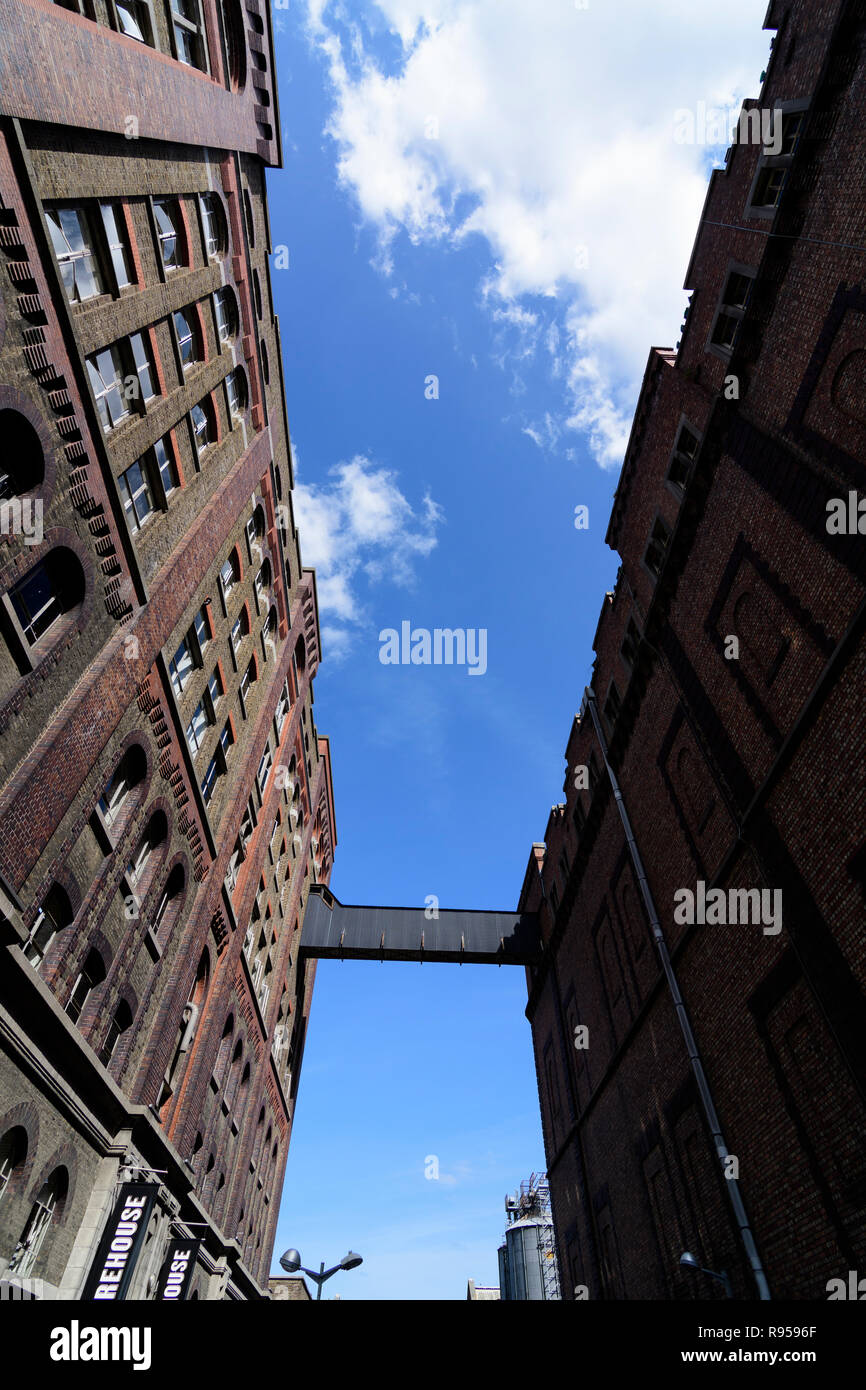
[156,1238,200,1301]
[81,1182,158,1301]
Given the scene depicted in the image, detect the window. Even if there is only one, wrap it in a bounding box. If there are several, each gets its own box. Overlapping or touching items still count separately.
[154,199,184,270]
[66,947,105,1024]
[120,439,177,531]
[129,331,156,402]
[709,266,755,354]
[246,507,264,556]
[214,287,238,343]
[174,307,202,368]
[226,368,248,419]
[208,667,223,709]
[0,410,44,498]
[226,837,244,890]
[219,722,234,760]
[667,422,700,492]
[7,1168,68,1277]
[747,109,806,212]
[169,635,194,697]
[119,458,156,530]
[193,604,210,655]
[191,399,214,454]
[621,618,641,671]
[0,1129,27,1210]
[9,562,63,645]
[185,699,210,755]
[100,203,133,287]
[239,656,256,713]
[643,516,671,579]
[24,884,73,969]
[96,745,145,831]
[170,0,208,70]
[201,193,228,257]
[46,206,105,303]
[153,436,179,499]
[153,864,185,938]
[231,608,249,655]
[201,753,221,805]
[258,743,273,794]
[275,678,290,732]
[87,344,130,431]
[99,1000,133,1066]
[220,553,240,602]
[113,0,154,44]
[254,562,270,606]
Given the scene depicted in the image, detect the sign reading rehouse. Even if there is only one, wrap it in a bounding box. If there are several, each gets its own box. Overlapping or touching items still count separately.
[81,1183,158,1301]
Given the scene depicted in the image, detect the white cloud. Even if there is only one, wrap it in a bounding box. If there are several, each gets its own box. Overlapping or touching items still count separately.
[303,0,772,466]
[294,454,443,660]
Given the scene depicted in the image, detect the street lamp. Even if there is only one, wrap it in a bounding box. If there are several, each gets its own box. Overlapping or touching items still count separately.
[679,1251,733,1299]
[280,1247,363,1300]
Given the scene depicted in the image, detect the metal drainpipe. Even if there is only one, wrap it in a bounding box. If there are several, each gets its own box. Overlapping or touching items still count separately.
[582,686,771,1301]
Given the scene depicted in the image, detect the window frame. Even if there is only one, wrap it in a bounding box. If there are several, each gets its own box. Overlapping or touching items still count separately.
[706,261,758,361]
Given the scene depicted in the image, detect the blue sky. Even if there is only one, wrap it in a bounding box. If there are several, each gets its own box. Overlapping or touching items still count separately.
[267,0,773,1299]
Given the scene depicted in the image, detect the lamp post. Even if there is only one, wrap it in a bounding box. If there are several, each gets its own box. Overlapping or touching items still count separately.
[679,1251,733,1299]
[279,1247,363,1300]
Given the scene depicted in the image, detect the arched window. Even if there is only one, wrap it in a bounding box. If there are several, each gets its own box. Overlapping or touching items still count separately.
[66,947,106,1024]
[174,307,203,368]
[260,339,269,386]
[246,505,265,559]
[0,411,44,497]
[0,1127,28,1207]
[153,863,186,938]
[214,286,239,344]
[126,810,168,894]
[3,548,85,663]
[190,397,216,455]
[200,193,228,258]
[23,883,73,970]
[252,269,262,319]
[230,605,250,657]
[243,189,255,247]
[220,548,241,603]
[7,1166,68,1275]
[97,743,146,830]
[226,368,248,420]
[99,999,133,1067]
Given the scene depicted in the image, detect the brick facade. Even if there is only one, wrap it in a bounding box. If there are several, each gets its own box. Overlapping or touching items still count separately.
[520,0,866,1301]
[0,0,334,1300]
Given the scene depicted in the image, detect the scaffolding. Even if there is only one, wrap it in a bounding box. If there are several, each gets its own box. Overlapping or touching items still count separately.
[503,1172,561,1300]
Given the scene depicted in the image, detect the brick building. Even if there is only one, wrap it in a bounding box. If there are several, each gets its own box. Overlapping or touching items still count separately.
[520,0,866,1300]
[0,0,335,1298]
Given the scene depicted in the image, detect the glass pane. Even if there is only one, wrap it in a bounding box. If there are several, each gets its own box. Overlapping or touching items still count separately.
[116,0,145,41]
[59,206,86,254]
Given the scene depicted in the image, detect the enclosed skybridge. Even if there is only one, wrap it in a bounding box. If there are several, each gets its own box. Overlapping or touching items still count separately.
[299,885,543,967]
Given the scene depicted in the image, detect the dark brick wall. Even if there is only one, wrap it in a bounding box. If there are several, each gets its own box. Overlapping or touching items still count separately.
[523,0,866,1301]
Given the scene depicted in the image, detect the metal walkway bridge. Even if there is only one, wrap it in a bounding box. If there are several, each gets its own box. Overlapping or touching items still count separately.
[298,884,543,967]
